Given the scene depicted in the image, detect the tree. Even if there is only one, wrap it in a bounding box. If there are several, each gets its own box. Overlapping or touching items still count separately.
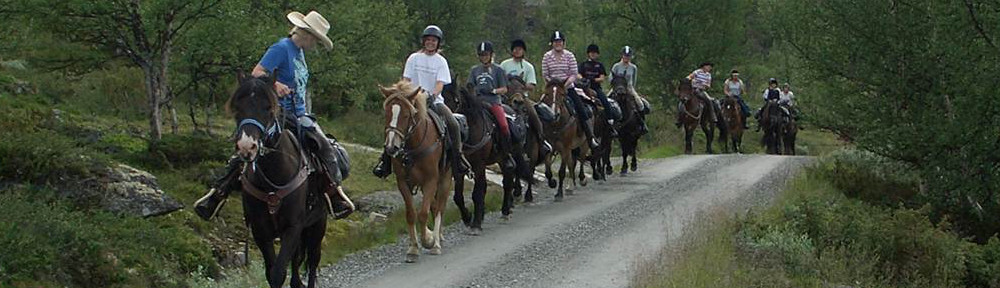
[11,0,223,141]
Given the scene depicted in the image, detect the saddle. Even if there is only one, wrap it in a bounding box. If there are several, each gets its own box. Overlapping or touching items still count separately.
[281,114,351,181]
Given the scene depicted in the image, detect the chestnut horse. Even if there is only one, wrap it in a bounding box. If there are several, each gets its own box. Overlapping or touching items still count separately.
[539,82,592,201]
[379,81,452,262]
[721,95,744,153]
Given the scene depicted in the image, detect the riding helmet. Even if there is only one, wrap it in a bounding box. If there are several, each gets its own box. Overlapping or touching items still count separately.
[551,30,565,42]
[586,44,600,54]
[699,62,714,68]
[622,46,634,56]
[769,78,778,84]
[421,25,444,42]
[476,41,494,55]
[510,39,527,52]
[730,69,739,74]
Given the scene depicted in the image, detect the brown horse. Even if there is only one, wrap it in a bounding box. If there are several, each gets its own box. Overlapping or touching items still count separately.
[505,75,549,203]
[540,81,592,201]
[677,78,726,154]
[721,95,744,153]
[228,75,328,288]
[379,81,452,262]
[782,106,798,155]
[609,73,642,174]
[760,99,784,155]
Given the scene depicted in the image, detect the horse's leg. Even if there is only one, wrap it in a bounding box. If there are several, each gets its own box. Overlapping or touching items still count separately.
[630,139,638,172]
[555,151,567,201]
[303,220,325,288]
[684,126,694,154]
[429,173,451,255]
[290,247,305,288]
[471,165,487,234]
[564,150,576,195]
[251,230,276,285]
[501,168,515,220]
[397,181,420,263]
[270,226,304,288]
[545,151,557,188]
[452,174,471,227]
[603,143,613,176]
[419,178,436,250]
[620,139,629,175]
[703,120,714,154]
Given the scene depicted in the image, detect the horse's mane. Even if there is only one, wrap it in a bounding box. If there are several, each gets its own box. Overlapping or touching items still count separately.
[382,80,428,117]
[677,78,694,96]
[225,76,281,118]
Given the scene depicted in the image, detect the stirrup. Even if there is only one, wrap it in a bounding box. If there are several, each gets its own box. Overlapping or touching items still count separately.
[326,185,355,219]
[193,188,227,221]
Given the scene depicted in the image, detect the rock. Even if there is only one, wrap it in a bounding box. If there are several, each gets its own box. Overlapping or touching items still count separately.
[96,163,183,217]
[353,190,417,217]
[367,212,388,224]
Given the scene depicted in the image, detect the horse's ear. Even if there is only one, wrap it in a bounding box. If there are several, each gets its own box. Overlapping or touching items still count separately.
[408,87,421,99]
[379,85,392,98]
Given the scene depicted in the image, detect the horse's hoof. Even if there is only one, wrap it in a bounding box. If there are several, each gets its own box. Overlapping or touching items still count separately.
[468,227,483,236]
[566,189,574,195]
[421,235,435,249]
[547,179,558,188]
[500,214,511,222]
[405,253,419,263]
[429,247,442,255]
[554,194,564,202]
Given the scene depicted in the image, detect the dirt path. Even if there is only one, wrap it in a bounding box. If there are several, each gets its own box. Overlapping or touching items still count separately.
[319,154,812,288]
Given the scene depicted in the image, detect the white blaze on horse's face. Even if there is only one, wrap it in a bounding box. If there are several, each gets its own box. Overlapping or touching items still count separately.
[385,104,403,153]
[236,130,258,160]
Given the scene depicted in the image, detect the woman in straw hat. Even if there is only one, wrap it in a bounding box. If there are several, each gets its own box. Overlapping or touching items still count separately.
[194,10,354,221]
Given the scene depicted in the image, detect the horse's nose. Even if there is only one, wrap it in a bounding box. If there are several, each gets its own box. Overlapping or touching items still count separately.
[385,145,399,156]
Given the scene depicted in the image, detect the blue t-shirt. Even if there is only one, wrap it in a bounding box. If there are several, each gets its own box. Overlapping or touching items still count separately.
[259,38,309,116]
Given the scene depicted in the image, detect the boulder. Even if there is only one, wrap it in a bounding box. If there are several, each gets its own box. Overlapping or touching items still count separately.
[92,163,183,217]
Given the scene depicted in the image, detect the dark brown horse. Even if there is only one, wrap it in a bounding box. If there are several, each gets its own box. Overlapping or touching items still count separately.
[540,81,592,201]
[588,88,613,181]
[676,78,726,154]
[782,105,798,155]
[721,95,744,153]
[379,81,452,262]
[505,75,549,203]
[228,75,328,288]
[609,73,642,174]
[442,82,529,234]
[760,99,784,155]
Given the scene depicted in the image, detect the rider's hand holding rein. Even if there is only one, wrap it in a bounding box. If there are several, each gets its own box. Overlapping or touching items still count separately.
[252,65,293,97]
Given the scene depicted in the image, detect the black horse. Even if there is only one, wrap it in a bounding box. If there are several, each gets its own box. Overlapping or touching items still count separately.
[227,75,328,288]
[760,99,785,155]
[609,73,642,174]
[443,82,532,233]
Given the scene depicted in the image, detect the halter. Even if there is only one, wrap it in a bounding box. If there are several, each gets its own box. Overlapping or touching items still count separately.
[384,88,440,165]
[234,117,282,158]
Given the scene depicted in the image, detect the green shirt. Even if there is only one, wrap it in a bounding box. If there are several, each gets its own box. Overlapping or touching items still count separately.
[499,58,538,86]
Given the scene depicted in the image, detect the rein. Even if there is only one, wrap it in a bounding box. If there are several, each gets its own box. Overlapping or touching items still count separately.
[384,90,443,194]
[238,128,310,215]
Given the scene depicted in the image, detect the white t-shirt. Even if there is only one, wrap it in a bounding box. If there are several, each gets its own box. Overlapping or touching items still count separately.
[779,90,795,106]
[403,51,452,105]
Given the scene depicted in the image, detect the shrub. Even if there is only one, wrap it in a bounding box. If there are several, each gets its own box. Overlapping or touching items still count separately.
[148,133,230,170]
[0,130,99,184]
[813,149,921,207]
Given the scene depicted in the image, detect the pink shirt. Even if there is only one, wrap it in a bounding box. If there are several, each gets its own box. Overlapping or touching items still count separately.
[542,49,578,84]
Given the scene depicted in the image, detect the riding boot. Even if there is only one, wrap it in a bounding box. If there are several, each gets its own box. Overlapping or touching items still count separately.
[742,114,750,129]
[372,152,392,178]
[193,156,242,221]
[580,119,599,149]
[607,119,619,138]
[638,116,649,136]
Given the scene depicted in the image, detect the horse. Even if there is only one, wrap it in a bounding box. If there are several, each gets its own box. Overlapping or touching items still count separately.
[676,78,726,154]
[760,99,785,155]
[504,75,549,203]
[228,75,328,288]
[442,82,530,234]
[581,84,612,182]
[609,73,642,174]
[539,81,592,201]
[721,95,744,153]
[379,81,452,262]
[781,105,798,155]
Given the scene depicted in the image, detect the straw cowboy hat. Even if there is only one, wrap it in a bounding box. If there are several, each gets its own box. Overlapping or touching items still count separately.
[286,11,333,49]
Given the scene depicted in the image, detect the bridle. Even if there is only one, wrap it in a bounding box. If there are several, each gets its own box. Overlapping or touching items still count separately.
[234,114,310,215]
[384,89,440,166]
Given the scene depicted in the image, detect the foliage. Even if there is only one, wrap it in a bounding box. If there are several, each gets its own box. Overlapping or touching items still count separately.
[769,0,1000,241]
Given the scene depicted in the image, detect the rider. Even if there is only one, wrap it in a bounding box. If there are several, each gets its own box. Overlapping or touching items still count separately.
[755,78,782,130]
[469,41,527,174]
[723,69,751,129]
[499,39,553,155]
[678,62,717,127]
[372,25,472,179]
[541,30,599,149]
[609,45,649,135]
[780,83,798,120]
[194,11,354,221]
[577,44,618,137]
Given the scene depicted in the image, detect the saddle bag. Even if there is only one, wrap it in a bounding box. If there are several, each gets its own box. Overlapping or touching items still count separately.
[454,113,470,142]
[324,134,351,181]
[509,115,528,143]
[639,97,652,115]
[534,103,556,122]
[606,98,623,120]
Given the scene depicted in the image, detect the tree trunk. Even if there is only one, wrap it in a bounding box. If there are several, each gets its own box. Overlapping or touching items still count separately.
[168,101,179,134]
[144,65,164,141]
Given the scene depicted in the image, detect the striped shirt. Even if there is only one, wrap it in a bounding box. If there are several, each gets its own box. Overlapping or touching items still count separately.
[689,69,712,90]
[542,49,578,84]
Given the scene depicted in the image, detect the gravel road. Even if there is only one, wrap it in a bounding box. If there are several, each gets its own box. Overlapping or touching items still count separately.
[318,154,813,288]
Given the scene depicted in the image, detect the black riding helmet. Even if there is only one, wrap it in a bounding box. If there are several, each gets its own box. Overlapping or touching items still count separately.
[510,39,527,52]
[476,41,494,55]
[551,30,565,42]
[622,45,634,56]
[769,78,778,85]
[421,25,444,43]
[586,44,600,54]
[699,62,714,68]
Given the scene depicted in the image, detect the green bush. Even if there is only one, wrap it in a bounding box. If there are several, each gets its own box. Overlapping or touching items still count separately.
[0,130,99,184]
[966,236,1000,287]
[148,133,230,170]
[0,189,217,287]
[814,149,921,207]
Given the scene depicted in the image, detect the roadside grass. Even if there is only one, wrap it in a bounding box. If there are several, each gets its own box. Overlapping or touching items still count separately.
[632,151,999,288]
